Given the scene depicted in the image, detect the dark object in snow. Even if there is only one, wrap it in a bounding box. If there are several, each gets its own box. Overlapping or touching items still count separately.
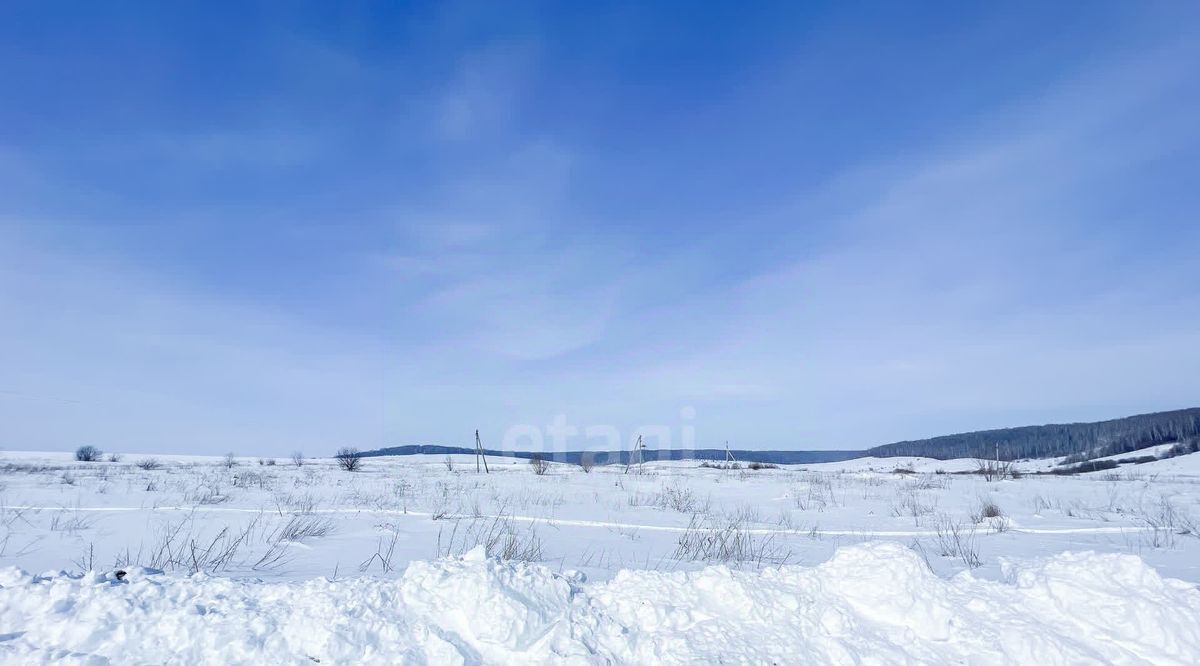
[115,570,127,580]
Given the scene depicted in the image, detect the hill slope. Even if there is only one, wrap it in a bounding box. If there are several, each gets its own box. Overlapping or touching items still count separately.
[866,407,1200,461]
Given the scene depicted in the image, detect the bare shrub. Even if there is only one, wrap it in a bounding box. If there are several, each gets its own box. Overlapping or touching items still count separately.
[913,474,948,490]
[1138,525,1177,549]
[1137,495,1197,540]
[672,514,790,565]
[187,481,231,505]
[890,486,937,520]
[291,451,304,467]
[579,452,595,473]
[659,482,698,513]
[444,455,454,472]
[75,446,102,462]
[529,454,550,476]
[107,453,122,463]
[73,542,96,572]
[136,458,162,471]
[908,539,936,573]
[274,491,318,515]
[793,474,842,511]
[976,459,1013,481]
[49,509,94,533]
[435,514,545,562]
[0,463,54,474]
[1048,459,1118,475]
[1129,499,1183,550]
[233,471,270,489]
[726,503,762,525]
[1032,495,1051,514]
[360,524,402,572]
[249,516,330,570]
[179,525,251,572]
[335,447,363,472]
[494,528,544,560]
[1176,510,1199,538]
[933,516,981,568]
[160,520,254,573]
[250,542,293,571]
[974,499,1004,521]
[699,461,741,470]
[223,452,237,469]
[276,515,334,541]
[747,462,779,470]
[129,513,309,574]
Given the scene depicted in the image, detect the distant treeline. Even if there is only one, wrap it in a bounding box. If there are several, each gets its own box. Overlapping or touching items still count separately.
[357,445,861,465]
[866,407,1200,461]
[358,408,1200,465]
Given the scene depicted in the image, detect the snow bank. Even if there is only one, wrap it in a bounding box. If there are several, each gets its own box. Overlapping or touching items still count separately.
[2,542,1198,664]
[802,455,984,474]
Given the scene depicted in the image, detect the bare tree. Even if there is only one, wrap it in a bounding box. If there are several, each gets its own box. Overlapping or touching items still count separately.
[444,455,454,472]
[579,451,595,473]
[75,446,102,462]
[291,451,304,468]
[975,458,1013,481]
[529,454,550,476]
[335,447,363,472]
[223,452,237,469]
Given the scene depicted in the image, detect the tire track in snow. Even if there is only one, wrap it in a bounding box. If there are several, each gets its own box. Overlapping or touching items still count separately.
[5,504,1162,537]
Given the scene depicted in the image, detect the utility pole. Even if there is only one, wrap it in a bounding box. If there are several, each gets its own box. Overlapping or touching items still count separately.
[626,434,645,474]
[475,430,490,474]
[725,441,736,464]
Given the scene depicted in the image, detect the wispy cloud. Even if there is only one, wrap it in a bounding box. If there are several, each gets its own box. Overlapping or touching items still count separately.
[1,5,1197,453]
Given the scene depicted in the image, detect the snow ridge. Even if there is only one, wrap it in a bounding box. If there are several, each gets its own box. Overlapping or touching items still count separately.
[2,542,1198,664]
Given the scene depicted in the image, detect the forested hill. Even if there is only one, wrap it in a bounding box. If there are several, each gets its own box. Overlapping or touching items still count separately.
[866,408,1200,461]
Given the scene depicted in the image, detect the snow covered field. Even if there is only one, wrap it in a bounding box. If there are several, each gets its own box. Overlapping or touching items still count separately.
[2,449,1200,662]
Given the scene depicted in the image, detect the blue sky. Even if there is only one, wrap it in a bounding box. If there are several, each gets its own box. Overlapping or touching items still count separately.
[2,2,1199,455]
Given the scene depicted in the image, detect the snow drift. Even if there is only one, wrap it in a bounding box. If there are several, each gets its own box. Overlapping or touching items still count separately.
[2,542,1198,664]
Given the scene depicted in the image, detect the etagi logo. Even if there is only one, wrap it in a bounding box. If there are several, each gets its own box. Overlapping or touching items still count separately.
[500,407,698,462]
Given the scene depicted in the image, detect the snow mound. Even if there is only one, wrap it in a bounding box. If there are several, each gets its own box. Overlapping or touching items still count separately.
[2,542,1198,664]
